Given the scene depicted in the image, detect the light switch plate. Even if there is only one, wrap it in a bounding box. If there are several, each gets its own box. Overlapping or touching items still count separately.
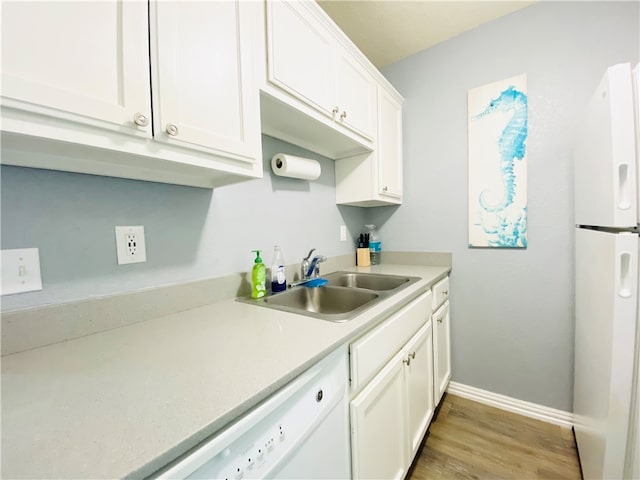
[1,248,43,295]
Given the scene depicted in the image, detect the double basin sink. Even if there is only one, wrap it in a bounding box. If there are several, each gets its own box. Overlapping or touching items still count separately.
[238,271,420,322]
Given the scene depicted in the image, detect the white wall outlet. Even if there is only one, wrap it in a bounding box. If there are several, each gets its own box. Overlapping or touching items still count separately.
[1,248,43,295]
[115,226,147,265]
[340,225,347,242]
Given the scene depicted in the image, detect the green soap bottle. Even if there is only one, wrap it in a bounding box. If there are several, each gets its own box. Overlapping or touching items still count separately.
[251,250,266,299]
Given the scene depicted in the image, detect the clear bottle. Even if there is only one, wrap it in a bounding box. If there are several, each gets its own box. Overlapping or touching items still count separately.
[365,225,381,265]
[271,245,287,293]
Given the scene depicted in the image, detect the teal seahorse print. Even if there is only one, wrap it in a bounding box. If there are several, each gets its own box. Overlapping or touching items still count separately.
[473,85,528,213]
[469,78,528,249]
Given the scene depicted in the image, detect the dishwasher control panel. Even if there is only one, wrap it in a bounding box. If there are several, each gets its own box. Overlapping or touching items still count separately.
[216,421,288,480]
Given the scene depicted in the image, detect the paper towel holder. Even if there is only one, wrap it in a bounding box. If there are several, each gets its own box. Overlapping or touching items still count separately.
[271,153,321,181]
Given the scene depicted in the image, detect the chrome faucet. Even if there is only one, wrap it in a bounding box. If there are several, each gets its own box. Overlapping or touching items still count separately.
[301,248,326,279]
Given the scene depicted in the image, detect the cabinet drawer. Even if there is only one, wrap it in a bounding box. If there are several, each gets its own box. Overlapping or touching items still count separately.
[432,276,450,311]
[350,290,432,392]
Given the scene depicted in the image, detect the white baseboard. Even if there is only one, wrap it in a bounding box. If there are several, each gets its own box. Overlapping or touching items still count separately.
[447,381,574,428]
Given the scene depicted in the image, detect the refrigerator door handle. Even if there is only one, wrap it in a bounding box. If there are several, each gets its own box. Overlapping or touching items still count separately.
[617,163,631,210]
[617,251,632,297]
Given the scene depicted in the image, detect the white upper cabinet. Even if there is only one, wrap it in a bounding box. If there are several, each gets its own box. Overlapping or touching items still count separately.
[377,87,403,199]
[335,51,377,140]
[1,1,151,137]
[335,85,404,207]
[151,1,259,161]
[1,1,262,188]
[267,0,334,115]
[262,0,378,159]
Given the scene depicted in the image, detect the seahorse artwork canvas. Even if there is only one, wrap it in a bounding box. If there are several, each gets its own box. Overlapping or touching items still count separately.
[468,73,528,248]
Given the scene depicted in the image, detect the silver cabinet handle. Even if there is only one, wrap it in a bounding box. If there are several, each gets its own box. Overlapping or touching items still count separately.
[340,111,347,120]
[403,351,416,366]
[166,123,179,136]
[332,106,339,115]
[437,317,443,323]
[133,112,149,127]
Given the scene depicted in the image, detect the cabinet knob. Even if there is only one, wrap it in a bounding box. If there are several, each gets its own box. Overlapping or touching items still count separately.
[332,106,339,115]
[383,186,388,192]
[443,290,449,296]
[133,112,149,127]
[437,317,443,323]
[403,352,415,366]
[340,111,347,120]
[165,123,179,136]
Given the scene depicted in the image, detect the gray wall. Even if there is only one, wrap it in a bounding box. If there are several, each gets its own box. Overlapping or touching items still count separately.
[370,1,639,411]
[1,135,366,310]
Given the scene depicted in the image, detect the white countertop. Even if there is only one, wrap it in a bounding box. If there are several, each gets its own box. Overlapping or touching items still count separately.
[1,264,449,479]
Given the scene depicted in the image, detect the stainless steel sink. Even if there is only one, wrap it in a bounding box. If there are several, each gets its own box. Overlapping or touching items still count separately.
[324,271,418,291]
[239,286,379,322]
[237,272,420,322]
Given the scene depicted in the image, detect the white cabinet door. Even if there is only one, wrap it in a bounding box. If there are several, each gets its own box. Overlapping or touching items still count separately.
[266,0,334,116]
[433,301,451,406]
[404,321,435,460]
[350,350,408,480]
[378,87,403,199]
[335,52,376,140]
[1,1,151,137]
[151,1,259,160]
[336,85,403,207]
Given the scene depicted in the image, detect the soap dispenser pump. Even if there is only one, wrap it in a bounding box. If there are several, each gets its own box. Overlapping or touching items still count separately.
[251,250,266,299]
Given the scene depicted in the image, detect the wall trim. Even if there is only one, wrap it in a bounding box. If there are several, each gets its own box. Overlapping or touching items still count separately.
[447,381,574,428]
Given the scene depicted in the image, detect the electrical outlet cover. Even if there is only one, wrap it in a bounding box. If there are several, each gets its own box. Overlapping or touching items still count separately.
[115,226,147,265]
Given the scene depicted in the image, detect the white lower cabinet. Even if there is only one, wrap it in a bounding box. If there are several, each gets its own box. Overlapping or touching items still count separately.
[405,321,435,459]
[350,349,408,480]
[433,300,452,406]
[349,291,434,479]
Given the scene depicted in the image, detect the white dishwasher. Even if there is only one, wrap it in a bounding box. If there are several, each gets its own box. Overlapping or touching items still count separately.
[156,347,351,480]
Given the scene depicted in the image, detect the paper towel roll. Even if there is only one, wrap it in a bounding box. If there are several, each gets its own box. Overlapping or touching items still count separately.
[271,154,321,180]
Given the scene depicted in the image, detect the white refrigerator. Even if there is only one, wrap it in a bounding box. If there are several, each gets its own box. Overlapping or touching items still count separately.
[574,62,640,479]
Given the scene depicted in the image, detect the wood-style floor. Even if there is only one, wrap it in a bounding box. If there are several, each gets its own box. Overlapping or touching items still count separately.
[407,394,582,480]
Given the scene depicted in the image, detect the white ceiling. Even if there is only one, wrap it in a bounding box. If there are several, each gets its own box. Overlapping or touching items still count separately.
[317,1,536,69]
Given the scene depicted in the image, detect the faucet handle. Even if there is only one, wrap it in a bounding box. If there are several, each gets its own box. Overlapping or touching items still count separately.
[307,255,327,278]
[303,248,316,261]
